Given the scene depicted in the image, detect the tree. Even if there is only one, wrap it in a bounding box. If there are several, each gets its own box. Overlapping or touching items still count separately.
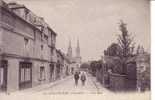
[90,61,102,76]
[107,43,121,56]
[117,20,135,74]
[80,63,90,69]
[117,20,135,58]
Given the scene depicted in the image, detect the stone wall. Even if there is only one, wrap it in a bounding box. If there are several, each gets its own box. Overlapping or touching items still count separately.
[109,73,126,91]
[136,54,150,91]
[7,58,19,92]
[32,60,50,87]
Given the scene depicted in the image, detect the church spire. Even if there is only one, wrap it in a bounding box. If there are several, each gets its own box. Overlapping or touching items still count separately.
[76,38,80,57]
[67,39,72,57]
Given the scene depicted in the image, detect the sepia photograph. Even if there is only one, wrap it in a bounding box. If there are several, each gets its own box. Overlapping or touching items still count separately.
[0,0,151,100]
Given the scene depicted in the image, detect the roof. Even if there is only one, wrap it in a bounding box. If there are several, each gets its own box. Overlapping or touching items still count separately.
[56,49,64,59]
[2,0,57,36]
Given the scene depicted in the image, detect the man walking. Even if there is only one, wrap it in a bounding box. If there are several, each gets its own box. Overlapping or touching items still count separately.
[74,71,80,86]
[80,72,86,86]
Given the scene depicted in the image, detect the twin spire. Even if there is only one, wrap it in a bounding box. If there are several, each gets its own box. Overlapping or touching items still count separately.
[67,38,80,58]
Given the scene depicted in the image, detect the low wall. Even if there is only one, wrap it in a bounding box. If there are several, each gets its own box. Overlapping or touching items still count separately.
[109,73,126,91]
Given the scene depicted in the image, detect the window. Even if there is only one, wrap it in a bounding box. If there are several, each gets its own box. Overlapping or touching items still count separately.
[41,45,43,50]
[51,34,56,46]
[0,68,4,85]
[0,60,7,90]
[24,38,29,46]
[19,62,32,83]
[139,66,146,73]
[19,62,32,89]
[44,34,48,43]
[24,38,29,56]
[41,33,44,41]
[51,47,54,55]
[40,66,45,81]
[25,9,29,20]
[50,64,54,79]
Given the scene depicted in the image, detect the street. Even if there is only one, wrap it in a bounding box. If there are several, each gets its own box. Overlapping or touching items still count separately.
[39,74,105,94]
[19,73,108,95]
[0,73,150,100]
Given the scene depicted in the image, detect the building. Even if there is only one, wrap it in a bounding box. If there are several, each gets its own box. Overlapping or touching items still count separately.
[0,1,58,92]
[99,46,150,91]
[135,46,150,91]
[55,49,72,80]
[67,39,82,73]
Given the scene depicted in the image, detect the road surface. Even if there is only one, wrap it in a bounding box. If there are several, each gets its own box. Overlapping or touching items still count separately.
[0,73,150,100]
[34,73,107,94]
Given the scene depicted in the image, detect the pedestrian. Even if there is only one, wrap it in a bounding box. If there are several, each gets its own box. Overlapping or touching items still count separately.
[74,71,80,86]
[80,72,86,86]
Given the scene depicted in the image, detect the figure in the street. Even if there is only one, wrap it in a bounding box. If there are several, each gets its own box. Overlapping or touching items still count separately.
[74,71,80,86]
[80,72,86,86]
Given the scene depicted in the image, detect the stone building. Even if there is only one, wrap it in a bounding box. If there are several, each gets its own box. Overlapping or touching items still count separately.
[55,50,64,80]
[63,54,72,76]
[55,50,72,80]
[66,39,82,73]
[0,1,57,92]
[136,53,150,91]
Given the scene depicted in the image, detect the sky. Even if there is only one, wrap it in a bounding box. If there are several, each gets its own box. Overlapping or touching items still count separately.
[6,0,150,61]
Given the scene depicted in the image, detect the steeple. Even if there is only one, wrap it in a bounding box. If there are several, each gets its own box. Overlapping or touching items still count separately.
[67,39,72,57]
[76,38,80,57]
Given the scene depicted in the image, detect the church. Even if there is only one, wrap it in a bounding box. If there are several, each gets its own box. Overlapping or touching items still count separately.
[67,39,82,73]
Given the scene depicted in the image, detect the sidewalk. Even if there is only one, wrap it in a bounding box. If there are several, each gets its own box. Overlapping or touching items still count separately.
[90,75,111,93]
[14,75,73,94]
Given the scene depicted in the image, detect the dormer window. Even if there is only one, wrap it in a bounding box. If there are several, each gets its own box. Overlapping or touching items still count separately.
[24,38,28,45]
[41,45,43,50]
[44,34,48,43]
[25,9,29,20]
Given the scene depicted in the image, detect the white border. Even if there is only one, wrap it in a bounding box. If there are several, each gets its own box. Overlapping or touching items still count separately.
[151,1,155,100]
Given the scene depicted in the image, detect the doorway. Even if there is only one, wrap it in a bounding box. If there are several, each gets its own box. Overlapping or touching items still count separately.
[0,60,8,91]
[50,63,54,81]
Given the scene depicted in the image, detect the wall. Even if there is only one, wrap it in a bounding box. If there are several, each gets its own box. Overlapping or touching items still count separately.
[0,4,58,92]
[1,7,34,58]
[137,60,150,91]
[109,73,126,91]
[7,58,19,92]
[32,61,50,86]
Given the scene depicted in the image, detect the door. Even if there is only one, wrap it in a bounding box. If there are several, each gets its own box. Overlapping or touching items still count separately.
[0,60,7,91]
[19,62,32,90]
[56,63,61,79]
[126,62,137,90]
[50,63,54,81]
[39,66,45,82]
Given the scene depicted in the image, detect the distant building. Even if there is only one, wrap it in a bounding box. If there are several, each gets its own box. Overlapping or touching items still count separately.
[55,49,72,80]
[67,39,82,73]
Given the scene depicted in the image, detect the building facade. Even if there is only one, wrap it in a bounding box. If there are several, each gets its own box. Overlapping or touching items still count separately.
[66,39,82,73]
[0,1,58,92]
